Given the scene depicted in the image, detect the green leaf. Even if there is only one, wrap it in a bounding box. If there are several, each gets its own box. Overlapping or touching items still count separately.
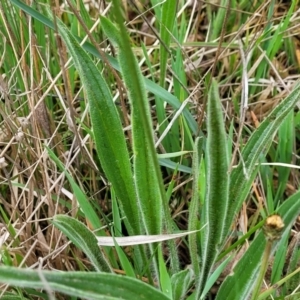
[101,10,162,231]
[157,0,177,151]
[200,255,232,299]
[271,230,289,284]
[0,266,171,300]
[45,9,141,237]
[171,268,194,300]
[113,237,136,278]
[53,215,113,273]
[217,233,266,300]
[103,1,179,273]
[158,157,192,174]
[209,0,229,41]
[0,292,31,300]
[158,247,173,298]
[159,0,177,82]
[145,77,197,134]
[9,0,54,29]
[284,235,300,293]
[199,80,229,295]
[275,111,294,204]
[188,137,203,284]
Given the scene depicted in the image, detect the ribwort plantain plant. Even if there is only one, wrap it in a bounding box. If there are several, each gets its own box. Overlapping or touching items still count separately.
[1,1,300,299]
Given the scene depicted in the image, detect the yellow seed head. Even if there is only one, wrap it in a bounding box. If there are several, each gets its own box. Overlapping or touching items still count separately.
[263,214,285,241]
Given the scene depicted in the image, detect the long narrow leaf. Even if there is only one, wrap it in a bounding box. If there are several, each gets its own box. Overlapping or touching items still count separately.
[188,137,203,283]
[171,268,194,300]
[96,230,201,246]
[160,0,177,83]
[199,80,229,295]
[46,147,103,232]
[0,267,170,300]
[101,10,164,234]
[156,0,177,151]
[45,9,141,236]
[103,1,180,274]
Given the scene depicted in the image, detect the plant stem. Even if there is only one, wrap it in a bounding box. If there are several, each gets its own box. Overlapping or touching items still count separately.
[251,240,272,300]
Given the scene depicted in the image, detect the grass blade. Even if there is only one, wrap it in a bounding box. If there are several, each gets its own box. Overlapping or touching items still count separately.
[46,147,103,232]
[113,237,136,278]
[157,0,177,151]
